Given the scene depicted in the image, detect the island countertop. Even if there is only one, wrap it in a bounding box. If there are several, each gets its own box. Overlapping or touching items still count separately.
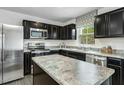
[32,54,114,85]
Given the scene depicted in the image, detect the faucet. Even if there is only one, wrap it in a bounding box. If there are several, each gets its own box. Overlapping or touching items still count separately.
[60,42,66,48]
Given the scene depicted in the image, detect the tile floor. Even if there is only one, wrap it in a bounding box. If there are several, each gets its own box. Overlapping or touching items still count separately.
[5,75,33,85]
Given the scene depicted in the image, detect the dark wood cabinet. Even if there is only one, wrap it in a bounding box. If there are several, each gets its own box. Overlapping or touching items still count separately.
[33,62,58,85]
[49,50,59,55]
[24,52,31,75]
[28,20,48,29]
[50,25,59,39]
[59,50,68,56]
[67,24,77,40]
[47,24,52,39]
[67,51,85,61]
[59,24,76,40]
[76,52,86,61]
[23,20,30,39]
[59,26,64,40]
[23,20,77,40]
[107,57,124,85]
[94,8,124,38]
[109,10,124,37]
[23,20,48,39]
[59,50,86,61]
[107,64,121,85]
[94,14,108,38]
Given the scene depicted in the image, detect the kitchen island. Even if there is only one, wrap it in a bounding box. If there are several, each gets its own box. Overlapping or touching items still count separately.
[32,54,114,85]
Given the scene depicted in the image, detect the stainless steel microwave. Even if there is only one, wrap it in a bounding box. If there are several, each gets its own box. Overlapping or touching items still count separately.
[30,28,48,39]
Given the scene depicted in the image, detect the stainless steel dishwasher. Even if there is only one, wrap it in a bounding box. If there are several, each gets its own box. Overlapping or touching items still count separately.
[86,54,107,67]
[86,54,111,85]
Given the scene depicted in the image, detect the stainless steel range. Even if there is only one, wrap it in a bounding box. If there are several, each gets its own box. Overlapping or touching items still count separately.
[28,43,50,57]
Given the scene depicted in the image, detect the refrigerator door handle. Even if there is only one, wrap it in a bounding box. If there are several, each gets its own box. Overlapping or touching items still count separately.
[2,33,5,62]
[1,26,3,62]
[0,50,2,63]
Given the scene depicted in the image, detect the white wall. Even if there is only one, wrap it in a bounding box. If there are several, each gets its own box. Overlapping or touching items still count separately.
[0,9,63,26]
[62,19,76,26]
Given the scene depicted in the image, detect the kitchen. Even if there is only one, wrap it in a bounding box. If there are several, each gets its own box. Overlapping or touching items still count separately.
[0,7,124,85]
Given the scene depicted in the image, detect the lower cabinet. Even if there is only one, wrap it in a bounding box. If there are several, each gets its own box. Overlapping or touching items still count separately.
[107,57,124,85]
[59,50,86,61]
[33,62,59,85]
[24,52,31,75]
[59,50,68,56]
[48,50,59,55]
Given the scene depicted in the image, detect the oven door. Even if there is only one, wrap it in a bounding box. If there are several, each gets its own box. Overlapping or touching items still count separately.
[30,28,43,39]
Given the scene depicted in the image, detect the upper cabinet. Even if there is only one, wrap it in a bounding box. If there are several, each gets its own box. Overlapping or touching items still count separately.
[23,20,77,40]
[67,24,77,40]
[29,21,48,29]
[23,20,48,39]
[59,26,64,40]
[50,25,60,40]
[23,20,30,39]
[94,14,108,38]
[94,8,124,38]
[60,24,76,40]
[109,9,124,37]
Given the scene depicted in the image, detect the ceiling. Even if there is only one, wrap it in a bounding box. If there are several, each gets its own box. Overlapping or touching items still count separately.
[0,7,99,22]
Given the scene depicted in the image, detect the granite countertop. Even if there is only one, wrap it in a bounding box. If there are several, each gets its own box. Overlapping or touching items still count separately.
[60,48,124,59]
[24,47,124,59]
[32,54,114,85]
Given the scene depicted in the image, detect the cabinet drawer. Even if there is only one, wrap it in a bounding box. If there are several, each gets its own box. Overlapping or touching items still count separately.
[107,57,122,66]
[66,51,86,61]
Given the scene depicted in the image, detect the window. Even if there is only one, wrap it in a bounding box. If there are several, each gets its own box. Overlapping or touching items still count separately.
[76,10,97,44]
[80,24,95,44]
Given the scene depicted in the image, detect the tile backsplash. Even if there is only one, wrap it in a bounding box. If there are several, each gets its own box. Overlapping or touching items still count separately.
[24,38,124,55]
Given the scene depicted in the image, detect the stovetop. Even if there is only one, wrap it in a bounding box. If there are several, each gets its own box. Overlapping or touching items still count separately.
[31,49,50,54]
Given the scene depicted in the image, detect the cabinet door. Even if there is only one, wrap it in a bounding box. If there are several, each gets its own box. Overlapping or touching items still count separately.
[24,52,31,75]
[42,23,48,29]
[77,53,86,61]
[63,26,68,40]
[67,24,76,40]
[47,24,52,39]
[109,10,124,36]
[107,64,121,85]
[51,25,59,39]
[59,50,67,56]
[56,26,60,39]
[23,20,30,39]
[59,26,64,40]
[30,21,40,28]
[94,14,107,38]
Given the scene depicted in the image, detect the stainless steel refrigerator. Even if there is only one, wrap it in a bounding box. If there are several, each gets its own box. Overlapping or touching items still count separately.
[0,24,24,84]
